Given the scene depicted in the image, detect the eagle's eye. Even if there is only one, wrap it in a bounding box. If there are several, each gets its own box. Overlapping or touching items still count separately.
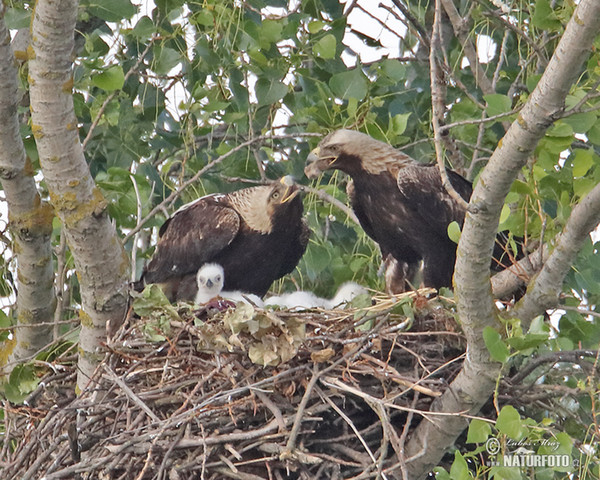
[271,191,280,200]
[216,275,222,282]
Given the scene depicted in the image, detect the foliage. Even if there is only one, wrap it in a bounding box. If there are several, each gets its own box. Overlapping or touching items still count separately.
[1,0,600,478]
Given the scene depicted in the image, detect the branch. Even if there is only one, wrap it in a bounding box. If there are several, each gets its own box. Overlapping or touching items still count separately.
[429,0,469,210]
[301,185,360,225]
[512,183,600,326]
[510,350,598,385]
[405,1,600,477]
[0,4,56,369]
[490,244,548,299]
[440,0,495,96]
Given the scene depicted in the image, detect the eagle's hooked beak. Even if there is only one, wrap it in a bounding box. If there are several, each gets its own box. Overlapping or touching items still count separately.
[279,175,300,203]
[305,146,337,179]
[206,279,214,288]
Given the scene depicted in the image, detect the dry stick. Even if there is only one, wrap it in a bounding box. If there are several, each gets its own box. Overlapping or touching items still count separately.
[360,353,441,397]
[122,132,320,243]
[429,0,470,211]
[317,386,388,480]
[282,363,321,458]
[253,389,286,432]
[283,312,394,457]
[103,365,160,422]
[438,107,522,134]
[396,393,420,480]
[563,77,600,116]
[481,6,548,68]
[389,0,430,49]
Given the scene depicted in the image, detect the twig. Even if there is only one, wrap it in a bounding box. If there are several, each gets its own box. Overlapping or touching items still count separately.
[429,0,469,211]
[301,185,360,225]
[510,350,598,385]
[102,365,160,423]
[316,386,387,480]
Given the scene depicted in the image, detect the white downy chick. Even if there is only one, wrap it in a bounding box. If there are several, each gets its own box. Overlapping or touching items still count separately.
[265,291,329,310]
[196,263,263,306]
[326,282,368,309]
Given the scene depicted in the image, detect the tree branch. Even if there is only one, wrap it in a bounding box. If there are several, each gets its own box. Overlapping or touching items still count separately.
[429,0,469,210]
[512,183,600,326]
[405,1,600,477]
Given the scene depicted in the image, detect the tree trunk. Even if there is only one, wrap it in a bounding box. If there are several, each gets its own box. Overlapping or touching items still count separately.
[0,5,55,370]
[29,0,130,391]
[405,0,600,477]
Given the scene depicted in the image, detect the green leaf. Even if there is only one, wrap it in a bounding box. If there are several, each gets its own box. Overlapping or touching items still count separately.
[572,149,594,177]
[506,332,549,351]
[381,59,406,81]
[308,20,326,33]
[83,0,137,22]
[482,326,510,363]
[449,451,470,480]
[496,405,524,440]
[132,284,177,317]
[467,419,492,443]
[391,113,411,136]
[329,69,369,101]
[193,9,214,27]
[587,118,600,144]
[255,78,288,106]
[447,221,462,244]
[5,8,31,29]
[314,34,337,59]
[2,364,40,403]
[499,204,511,224]
[92,65,125,91]
[546,122,573,137]
[261,19,284,45]
[562,112,597,133]
[152,47,182,75]
[131,16,156,40]
[484,94,512,117]
[532,0,562,30]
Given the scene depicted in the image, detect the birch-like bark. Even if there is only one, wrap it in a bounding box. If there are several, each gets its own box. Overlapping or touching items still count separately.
[405,1,600,477]
[0,5,55,369]
[513,183,600,325]
[29,0,129,391]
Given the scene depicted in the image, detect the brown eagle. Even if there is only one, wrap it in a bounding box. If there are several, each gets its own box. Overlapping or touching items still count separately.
[139,177,310,301]
[305,129,514,293]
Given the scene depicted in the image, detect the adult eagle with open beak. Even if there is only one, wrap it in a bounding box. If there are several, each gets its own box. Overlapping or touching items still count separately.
[305,129,517,293]
[138,176,310,301]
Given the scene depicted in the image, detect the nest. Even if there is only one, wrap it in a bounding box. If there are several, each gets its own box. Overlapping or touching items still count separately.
[2,289,467,480]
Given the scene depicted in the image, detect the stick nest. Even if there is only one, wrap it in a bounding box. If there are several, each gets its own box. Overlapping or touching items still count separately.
[3,289,467,480]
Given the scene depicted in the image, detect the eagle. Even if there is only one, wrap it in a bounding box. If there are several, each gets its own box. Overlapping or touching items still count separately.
[305,129,515,293]
[139,177,310,301]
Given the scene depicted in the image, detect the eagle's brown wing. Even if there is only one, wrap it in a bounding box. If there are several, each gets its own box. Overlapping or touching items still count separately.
[142,200,240,284]
[395,164,472,231]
